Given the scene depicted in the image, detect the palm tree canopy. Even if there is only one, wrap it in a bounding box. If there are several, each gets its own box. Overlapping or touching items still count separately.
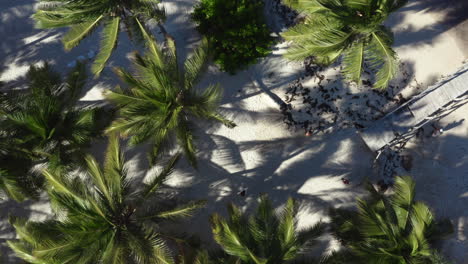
[329,176,453,264]
[7,134,205,264]
[0,63,105,201]
[33,0,165,75]
[106,23,236,168]
[210,195,325,264]
[282,0,408,89]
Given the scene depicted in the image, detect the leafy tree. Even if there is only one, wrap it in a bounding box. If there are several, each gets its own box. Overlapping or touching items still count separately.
[209,195,325,264]
[8,134,205,264]
[33,0,165,75]
[192,0,274,73]
[328,176,453,264]
[282,0,408,89]
[106,22,236,168]
[0,63,105,201]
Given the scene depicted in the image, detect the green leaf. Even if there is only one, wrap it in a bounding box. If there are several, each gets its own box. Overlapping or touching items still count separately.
[134,17,165,68]
[366,29,398,89]
[283,22,351,63]
[278,198,297,248]
[184,37,210,89]
[103,132,125,204]
[92,17,120,76]
[283,0,325,13]
[143,153,180,198]
[342,40,364,84]
[141,200,206,220]
[62,15,104,51]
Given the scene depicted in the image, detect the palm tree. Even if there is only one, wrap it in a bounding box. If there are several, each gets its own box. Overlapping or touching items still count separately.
[209,195,325,264]
[106,22,236,168]
[282,0,408,89]
[33,0,165,75]
[8,134,206,264]
[328,176,453,264]
[0,63,105,201]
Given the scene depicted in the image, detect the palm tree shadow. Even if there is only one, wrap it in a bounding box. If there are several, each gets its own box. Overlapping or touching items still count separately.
[388,0,468,50]
[166,125,373,251]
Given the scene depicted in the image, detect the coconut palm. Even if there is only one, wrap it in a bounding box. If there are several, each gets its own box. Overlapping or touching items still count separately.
[282,0,408,89]
[0,63,105,201]
[8,134,205,264]
[328,176,453,264]
[33,0,165,75]
[106,22,236,168]
[209,195,325,264]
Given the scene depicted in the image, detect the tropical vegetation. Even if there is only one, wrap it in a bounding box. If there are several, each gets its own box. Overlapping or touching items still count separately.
[327,176,453,264]
[106,23,236,168]
[282,0,408,89]
[192,0,274,73]
[0,1,458,264]
[7,134,205,264]
[33,0,165,75]
[208,195,325,263]
[0,63,105,201]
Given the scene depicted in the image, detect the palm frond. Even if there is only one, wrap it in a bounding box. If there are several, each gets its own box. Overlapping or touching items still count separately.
[42,169,82,202]
[142,153,180,198]
[62,15,104,51]
[92,17,120,76]
[283,0,325,13]
[141,200,206,220]
[283,24,350,64]
[134,17,166,68]
[0,169,29,201]
[184,37,210,89]
[7,240,51,264]
[211,213,265,264]
[176,120,197,168]
[391,175,415,228]
[103,133,125,203]
[278,198,297,249]
[365,28,398,89]
[342,40,364,84]
[85,154,115,206]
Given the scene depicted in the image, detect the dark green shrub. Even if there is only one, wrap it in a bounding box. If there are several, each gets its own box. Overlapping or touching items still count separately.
[192,0,274,73]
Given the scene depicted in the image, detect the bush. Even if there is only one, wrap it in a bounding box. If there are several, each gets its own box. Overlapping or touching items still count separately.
[192,0,274,73]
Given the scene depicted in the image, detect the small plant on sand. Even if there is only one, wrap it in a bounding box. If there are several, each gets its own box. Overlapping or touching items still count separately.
[192,0,274,73]
[33,0,165,75]
[326,176,453,264]
[8,134,205,264]
[282,0,408,89]
[0,63,105,201]
[207,195,325,263]
[106,23,236,168]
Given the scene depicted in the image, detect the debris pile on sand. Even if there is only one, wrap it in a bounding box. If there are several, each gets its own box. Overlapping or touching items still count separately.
[279,60,423,135]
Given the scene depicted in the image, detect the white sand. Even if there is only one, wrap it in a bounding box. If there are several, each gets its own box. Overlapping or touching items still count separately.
[1,0,467,263]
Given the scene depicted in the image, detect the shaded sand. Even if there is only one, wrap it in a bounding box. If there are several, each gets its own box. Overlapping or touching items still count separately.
[1,0,467,262]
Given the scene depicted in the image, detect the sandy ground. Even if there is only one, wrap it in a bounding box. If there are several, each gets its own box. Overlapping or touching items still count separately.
[0,0,467,263]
